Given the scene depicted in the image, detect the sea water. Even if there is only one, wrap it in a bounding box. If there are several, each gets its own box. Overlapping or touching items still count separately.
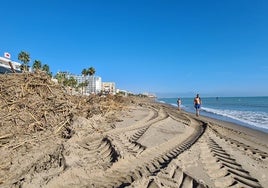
[158,96,268,133]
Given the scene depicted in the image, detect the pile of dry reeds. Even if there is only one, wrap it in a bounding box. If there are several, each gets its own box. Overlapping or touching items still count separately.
[0,72,128,140]
[0,72,75,137]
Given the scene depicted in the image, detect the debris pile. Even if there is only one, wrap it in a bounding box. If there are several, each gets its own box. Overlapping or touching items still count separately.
[0,72,127,140]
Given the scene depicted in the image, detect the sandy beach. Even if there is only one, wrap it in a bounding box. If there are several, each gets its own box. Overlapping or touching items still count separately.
[0,73,268,188]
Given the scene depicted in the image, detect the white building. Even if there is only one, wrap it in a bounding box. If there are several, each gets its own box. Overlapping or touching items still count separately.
[102,82,116,95]
[66,73,83,84]
[87,76,102,94]
[64,73,102,95]
[0,56,21,73]
[60,72,119,95]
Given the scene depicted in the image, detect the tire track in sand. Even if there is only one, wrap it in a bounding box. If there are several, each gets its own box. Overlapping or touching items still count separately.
[207,123,268,160]
[200,128,263,188]
[107,106,168,158]
[81,105,208,187]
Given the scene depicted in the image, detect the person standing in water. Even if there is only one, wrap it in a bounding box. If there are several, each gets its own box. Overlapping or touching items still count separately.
[177,97,181,111]
[194,94,202,116]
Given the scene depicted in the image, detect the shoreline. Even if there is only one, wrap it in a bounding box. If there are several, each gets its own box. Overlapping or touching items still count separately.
[160,101,268,143]
[158,98,268,134]
[148,98,268,144]
[198,109,268,134]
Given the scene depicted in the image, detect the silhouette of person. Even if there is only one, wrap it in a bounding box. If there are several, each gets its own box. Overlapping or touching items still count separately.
[177,97,181,110]
[194,94,202,116]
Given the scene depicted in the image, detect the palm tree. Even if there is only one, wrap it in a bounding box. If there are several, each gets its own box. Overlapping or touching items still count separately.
[82,68,87,77]
[42,64,52,77]
[32,60,42,71]
[42,64,50,73]
[18,51,30,71]
[68,77,77,87]
[87,67,96,94]
[55,72,66,86]
[81,68,88,95]
[67,76,77,94]
[88,67,95,76]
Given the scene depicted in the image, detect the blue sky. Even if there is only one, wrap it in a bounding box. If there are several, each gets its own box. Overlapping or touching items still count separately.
[1,0,267,97]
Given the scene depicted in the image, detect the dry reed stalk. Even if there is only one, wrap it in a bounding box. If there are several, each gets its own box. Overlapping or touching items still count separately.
[8,136,41,150]
[0,113,13,120]
[10,141,27,150]
[43,111,48,123]
[13,118,18,126]
[28,112,40,124]
[55,120,69,134]
[20,85,24,97]
[0,134,13,140]
[46,85,54,94]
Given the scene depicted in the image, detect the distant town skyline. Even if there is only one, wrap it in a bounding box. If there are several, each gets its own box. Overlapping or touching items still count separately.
[1,0,268,97]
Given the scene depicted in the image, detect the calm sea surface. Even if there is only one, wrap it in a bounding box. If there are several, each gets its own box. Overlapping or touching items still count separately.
[158,96,268,133]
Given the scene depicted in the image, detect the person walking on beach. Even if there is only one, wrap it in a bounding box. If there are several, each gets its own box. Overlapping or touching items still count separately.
[194,94,202,116]
[177,97,181,111]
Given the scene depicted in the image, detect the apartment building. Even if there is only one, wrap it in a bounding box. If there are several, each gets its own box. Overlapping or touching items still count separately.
[0,56,21,73]
[63,72,101,95]
[102,82,116,95]
[86,76,102,94]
